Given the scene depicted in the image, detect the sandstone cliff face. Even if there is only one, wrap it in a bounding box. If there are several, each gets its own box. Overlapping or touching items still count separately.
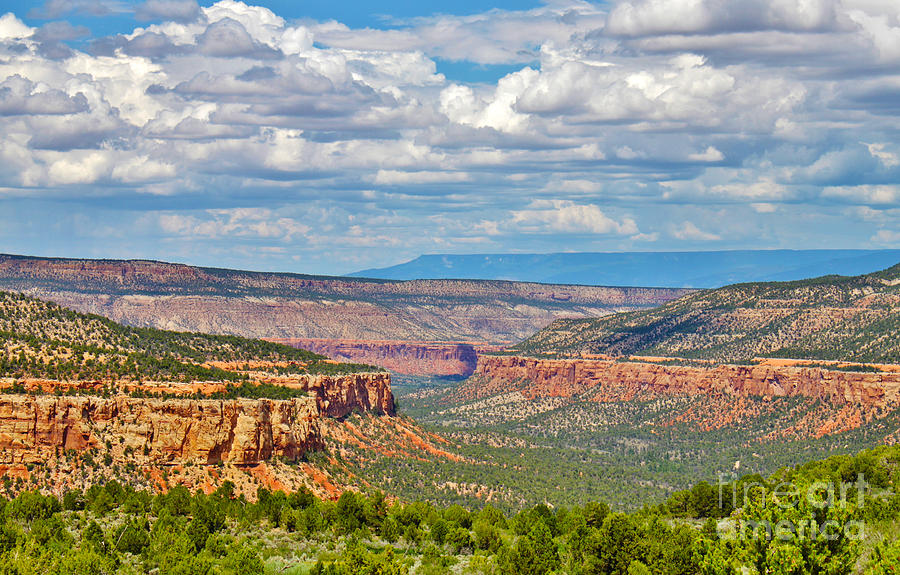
[0,371,395,469]
[0,395,322,465]
[272,339,486,376]
[300,372,396,417]
[473,356,900,407]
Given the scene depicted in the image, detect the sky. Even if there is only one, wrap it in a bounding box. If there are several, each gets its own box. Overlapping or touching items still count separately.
[0,0,899,275]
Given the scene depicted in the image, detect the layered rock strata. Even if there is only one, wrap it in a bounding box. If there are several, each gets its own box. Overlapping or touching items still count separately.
[0,395,321,465]
[0,254,690,342]
[272,339,489,376]
[473,356,900,407]
[0,369,396,466]
[301,372,396,417]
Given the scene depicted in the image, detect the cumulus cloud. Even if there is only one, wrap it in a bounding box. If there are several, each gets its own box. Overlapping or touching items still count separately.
[0,0,897,270]
[0,75,88,115]
[0,13,33,40]
[158,208,310,240]
[673,221,721,241]
[865,142,900,168]
[312,3,607,65]
[196,17,280,58]
[511,200,640,235]
[607,0,839,36]
[688,146,725,162]
[872,229,900,244]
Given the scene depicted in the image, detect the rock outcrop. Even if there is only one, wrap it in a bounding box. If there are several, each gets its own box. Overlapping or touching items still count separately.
[472,356,900,407]
[272,339,493,376]
[0,369,395,472]
[301,372,396,417]
[0,395,321,465]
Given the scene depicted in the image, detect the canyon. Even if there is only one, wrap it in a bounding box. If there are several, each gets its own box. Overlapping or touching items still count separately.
[271,338,504,376]
[0,254,690,343]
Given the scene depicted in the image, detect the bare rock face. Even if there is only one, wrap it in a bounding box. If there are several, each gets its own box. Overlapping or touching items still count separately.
[272,339,489,376]
[0,371,396,470]
[302,372,396,417]
[472,356,900,407]
[0,395,322,465]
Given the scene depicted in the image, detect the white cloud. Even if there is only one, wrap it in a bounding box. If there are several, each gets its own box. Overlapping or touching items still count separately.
[751,202,778,213]
[312,3,607,65]
[0,13,33,39]
[865,142,900,168]
[46,151,114,185]
[511,200,639,235]
[688,146,724,162]
[158,208,310,240]
[111,156,176,183]
[823,185,900,204]
[709,179,790,200]
[673,221,721,241]
[373,170,470,185]
[871,229,900,244]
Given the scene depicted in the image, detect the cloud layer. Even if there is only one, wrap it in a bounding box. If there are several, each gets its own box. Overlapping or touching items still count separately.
[0,0,899,273]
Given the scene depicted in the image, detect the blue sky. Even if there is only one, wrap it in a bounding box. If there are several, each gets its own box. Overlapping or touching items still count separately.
[0,0,898,274]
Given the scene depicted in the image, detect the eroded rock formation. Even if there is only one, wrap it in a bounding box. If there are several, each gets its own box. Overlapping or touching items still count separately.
[0,370,396,466]
[301,372,396,417]
[0,395,321,465]
[272,339,489,376]
[472,356,900,407]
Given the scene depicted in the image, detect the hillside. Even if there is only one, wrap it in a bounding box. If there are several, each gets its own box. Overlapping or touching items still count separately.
[517,262,900,363]
[352,249,900,287]
[2,443,900,574]
[0,254,689,343]
[0,290,376,384]
[0,291,482,503]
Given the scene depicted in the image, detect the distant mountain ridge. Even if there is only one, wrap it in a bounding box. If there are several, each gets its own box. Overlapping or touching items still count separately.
[517,262,900,363]
[351,249,900,288]
[0,254,688,343]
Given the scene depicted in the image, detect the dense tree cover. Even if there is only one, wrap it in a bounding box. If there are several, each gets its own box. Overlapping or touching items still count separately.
[0,445,897,574]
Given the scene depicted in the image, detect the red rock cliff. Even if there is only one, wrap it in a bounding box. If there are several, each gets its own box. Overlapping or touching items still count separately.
[473,356,900,407]
[299,372,396,417]
[271,339,487,376]
[0,395,322,465]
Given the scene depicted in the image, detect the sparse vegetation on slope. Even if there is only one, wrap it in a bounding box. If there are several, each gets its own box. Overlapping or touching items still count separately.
[0,254,690,342]
[0,291,379,384]
[517,263,900,363]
